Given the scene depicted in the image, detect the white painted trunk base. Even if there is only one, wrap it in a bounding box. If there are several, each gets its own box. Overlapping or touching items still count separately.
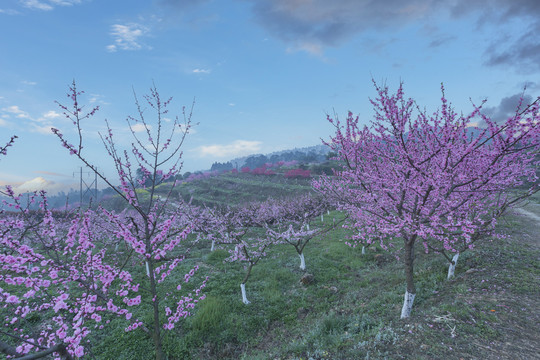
[145,261,150,277]
[210,240,215,252]
[447,253,460,279]
[321,214,324,222]
[400,290,416,319]
[299,252,306,270]
[362,246,366,255]
[306,223,310,230]
[240,283,250,304]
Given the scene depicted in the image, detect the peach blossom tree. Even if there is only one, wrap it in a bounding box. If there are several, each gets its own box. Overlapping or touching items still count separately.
[315,82,539,318]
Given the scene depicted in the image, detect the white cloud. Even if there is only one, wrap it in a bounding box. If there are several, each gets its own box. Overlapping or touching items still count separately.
[20,0,53,11]
[287,41,324,56]
[30,124,54,135]
[3,105,24,114]
[196,140,262,158]
[88,93,109,104]
[42,110,61,119]
[34,170,70,177]
[131,123,151,133]
[192,68,211,74]
[21,80,37,85]
[0,9,20,15]
[0,118,9,127]
[14,177,69,195]
[1,106,59,128]
[2,105,31,119]
[19,0,81,11]
[15,177,49,192]
[49,0,81,5]
[107,23,150,52]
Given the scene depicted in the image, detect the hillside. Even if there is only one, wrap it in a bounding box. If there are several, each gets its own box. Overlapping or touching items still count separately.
[91,193,540,360]
[210,144,332,172]
[156,172,315,207]
[2,166,539,360]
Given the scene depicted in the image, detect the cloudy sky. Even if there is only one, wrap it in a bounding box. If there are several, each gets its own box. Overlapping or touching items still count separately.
[0,0,539,193]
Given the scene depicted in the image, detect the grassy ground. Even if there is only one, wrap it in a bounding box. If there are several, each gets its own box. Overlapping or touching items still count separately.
[161,173,314,207]
[2,188,538,360]
[98,173,314,210]
[89,203,539,360]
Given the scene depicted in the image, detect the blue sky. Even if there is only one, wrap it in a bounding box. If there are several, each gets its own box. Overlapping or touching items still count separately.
[0,0,539,194]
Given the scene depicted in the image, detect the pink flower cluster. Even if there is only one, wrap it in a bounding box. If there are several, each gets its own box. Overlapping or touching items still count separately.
[315,81,539,259]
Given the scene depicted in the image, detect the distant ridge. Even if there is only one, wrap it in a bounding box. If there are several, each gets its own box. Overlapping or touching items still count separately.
[226,144,330,169]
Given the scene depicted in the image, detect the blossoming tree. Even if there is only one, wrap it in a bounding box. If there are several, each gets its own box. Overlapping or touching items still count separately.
[1,200,138,359]
[0,82,207,360]
[263,195,336,271]
[0,136,17,159]
[314,81,539,318]
[52,82,208,359]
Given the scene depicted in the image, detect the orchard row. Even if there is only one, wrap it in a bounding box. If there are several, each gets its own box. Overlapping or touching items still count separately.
[1,80,538,359]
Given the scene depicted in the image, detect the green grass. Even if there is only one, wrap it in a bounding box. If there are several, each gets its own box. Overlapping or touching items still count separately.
[89,208,540,359]
[157,173,314,207]
[2,202,539,359]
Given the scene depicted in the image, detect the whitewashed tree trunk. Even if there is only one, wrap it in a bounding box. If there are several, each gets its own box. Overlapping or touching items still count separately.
[240,283,250,304]
[447,252,460,279]
[321,214,324,222]
[362,246,366,255]
[210,240,215,252]
[115,243,119,251]
[400,290,416,319]
[299,252,306,270]
[145,261,150,277]
[327,210,330,215]
[306,223,310,230]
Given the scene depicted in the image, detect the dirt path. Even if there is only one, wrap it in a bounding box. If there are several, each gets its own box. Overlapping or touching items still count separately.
[515,207,540,223]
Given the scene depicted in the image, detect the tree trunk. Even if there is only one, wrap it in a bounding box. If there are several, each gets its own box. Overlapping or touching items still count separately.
[148,260,165,360]
[447,252,459,279]
[240,283,250,304]
[241,263,254,304]
[401,239,416,319]
[299,252,306,270]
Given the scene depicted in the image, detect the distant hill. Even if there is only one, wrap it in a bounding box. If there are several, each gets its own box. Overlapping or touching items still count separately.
[156,172,315,207]
[210,144,331,172]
